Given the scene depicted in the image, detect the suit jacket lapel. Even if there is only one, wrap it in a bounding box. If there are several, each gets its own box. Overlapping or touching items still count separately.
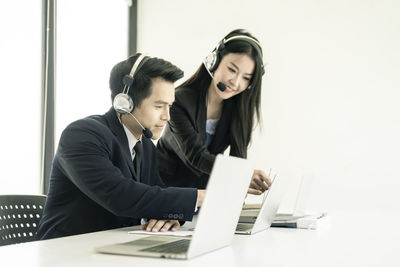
[187,87,231,154]
[198,93,207,143]
[104,108,138,180]
[178,86,207,136]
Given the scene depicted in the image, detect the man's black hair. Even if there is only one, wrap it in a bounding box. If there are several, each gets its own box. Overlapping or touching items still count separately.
[109,54,184,108]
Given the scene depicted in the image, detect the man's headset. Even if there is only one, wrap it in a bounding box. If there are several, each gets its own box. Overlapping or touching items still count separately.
[203,34,265,91]
[113,53,153,138]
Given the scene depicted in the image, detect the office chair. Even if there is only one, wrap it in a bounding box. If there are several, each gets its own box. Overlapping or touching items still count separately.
[0,194,46,246]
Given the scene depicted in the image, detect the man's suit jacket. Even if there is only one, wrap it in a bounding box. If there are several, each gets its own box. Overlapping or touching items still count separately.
[37,108,197,240]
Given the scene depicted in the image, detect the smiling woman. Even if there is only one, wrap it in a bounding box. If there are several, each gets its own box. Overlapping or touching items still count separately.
[209,53,255,101]
[157,29,272,194]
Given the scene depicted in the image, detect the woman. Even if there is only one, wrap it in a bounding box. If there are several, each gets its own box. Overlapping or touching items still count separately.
[157,29,271,195]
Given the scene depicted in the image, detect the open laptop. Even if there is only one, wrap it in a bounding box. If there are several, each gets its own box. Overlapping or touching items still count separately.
[275,172,314,217]
[235,171,290,235]
[270,173,325,228]
[95,155,253,259]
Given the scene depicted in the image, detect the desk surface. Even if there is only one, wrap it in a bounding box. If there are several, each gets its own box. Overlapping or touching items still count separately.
[1,211,399,267]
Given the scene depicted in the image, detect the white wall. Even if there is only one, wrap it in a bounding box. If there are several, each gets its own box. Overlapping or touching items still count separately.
[56,0,128,144]
[138,0,400,213]
[0,1,128,194]
[0,1,41,194]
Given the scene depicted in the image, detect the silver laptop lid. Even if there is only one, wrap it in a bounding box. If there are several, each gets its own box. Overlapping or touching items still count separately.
[251,170,291,234]
[187,155,252,258]
[291,173,314,216]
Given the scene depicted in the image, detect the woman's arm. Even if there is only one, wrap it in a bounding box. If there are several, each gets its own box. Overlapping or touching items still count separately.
[164,100,216,176]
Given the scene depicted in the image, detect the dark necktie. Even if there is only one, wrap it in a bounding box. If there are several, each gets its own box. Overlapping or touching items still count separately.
[133,141,143,181]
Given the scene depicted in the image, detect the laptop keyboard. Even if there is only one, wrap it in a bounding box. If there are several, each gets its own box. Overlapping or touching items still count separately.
[236,223,253,232]
[139,239,190,254]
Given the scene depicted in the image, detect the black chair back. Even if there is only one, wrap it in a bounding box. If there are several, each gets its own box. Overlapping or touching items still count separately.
[0,195,46,246]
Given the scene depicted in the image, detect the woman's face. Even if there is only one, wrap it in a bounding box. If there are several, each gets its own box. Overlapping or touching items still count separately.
[212,53,255,100]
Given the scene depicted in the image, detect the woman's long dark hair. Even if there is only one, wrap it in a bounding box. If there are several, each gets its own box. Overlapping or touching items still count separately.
[178,29,263,158]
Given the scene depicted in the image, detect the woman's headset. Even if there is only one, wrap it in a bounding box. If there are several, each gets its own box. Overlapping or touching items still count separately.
[203,34,265,76]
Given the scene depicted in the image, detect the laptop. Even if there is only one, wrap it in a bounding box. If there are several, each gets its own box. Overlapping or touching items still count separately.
[95,155,253,259]
[235,170,290,235]
[275,172,314,217]
[270,173,326,228]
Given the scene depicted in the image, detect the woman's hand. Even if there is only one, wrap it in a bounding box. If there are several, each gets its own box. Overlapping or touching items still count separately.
[248,169,272,195]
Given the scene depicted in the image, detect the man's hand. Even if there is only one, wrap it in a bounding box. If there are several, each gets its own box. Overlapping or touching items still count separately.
[196,189,206,207]
[141,219,180,232]
[248,169,272,195]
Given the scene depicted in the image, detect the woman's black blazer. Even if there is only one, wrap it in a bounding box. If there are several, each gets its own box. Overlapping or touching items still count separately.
[157,86,237,189]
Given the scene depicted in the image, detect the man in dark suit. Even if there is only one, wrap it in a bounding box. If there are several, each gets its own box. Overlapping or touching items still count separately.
[37,54,205,240]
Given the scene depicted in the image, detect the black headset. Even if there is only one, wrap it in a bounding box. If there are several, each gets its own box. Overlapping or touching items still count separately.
[113,53,150,114]
[113,53,153,139]
[203,34,265,77]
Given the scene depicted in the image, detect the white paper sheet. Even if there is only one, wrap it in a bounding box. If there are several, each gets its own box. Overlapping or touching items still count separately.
[128,230,193,237]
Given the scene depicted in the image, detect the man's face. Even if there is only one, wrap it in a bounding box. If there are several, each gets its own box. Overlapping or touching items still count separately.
[130,77,175,140]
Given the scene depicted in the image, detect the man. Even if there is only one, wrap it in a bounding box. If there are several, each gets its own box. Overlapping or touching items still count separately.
[37,54,204,240]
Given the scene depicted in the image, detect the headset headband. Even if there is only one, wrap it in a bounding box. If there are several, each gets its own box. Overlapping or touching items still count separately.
[219,34,264,75]
[221,35,263,56]
[123,53,148,95]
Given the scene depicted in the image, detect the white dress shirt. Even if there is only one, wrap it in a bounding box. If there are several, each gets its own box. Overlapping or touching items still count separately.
[122,123,141,161]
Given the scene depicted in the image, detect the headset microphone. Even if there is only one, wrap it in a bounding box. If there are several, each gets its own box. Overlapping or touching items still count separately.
[127,113,153,139]
[217,82,226,92]
[142,128,153,139]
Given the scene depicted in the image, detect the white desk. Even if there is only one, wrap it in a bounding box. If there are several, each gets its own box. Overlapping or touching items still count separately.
[1,211,399,267]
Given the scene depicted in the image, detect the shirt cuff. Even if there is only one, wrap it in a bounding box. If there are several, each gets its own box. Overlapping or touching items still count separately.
[194,193,198,212]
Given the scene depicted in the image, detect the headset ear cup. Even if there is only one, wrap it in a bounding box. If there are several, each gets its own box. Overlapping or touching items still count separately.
[204,51,218,73]
[113,93,134,114]
[209,52,220,73]
[113,54,149,115]
[209,41,226,73]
